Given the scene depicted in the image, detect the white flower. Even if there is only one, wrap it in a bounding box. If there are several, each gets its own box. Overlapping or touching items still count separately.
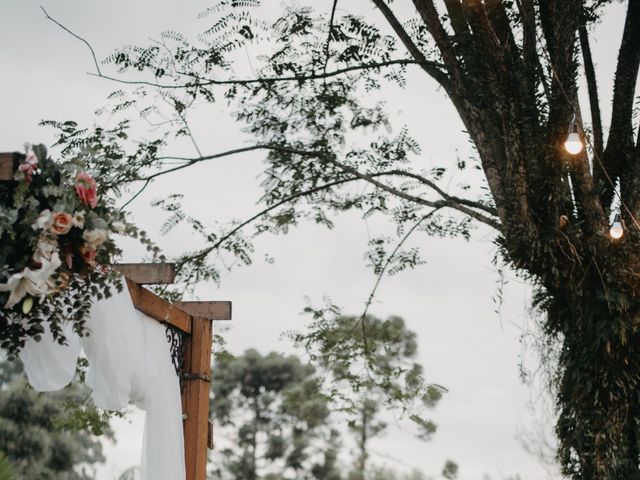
[111,221,126,233]
[83,229,109,250]
[0,253,61,308]
[33,234,58,264]
[32,209,52,231]
[72,211,85,229]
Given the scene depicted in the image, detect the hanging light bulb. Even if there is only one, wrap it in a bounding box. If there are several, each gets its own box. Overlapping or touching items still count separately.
[610,214,624,239]
[564,114,584,155]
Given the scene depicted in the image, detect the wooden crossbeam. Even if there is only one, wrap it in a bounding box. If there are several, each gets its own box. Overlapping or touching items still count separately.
[125,280,192,334]
[174,301,232,321]
[114,263,176,284]
[120,265,232,480]
[0,153,16,181]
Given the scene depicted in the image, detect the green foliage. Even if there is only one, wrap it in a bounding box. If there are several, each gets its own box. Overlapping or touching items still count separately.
[0,452,15,480]
[48,0,480,294]
[291,312,444,425]
[210,341,455,480]
[0,145,128,355]
[211,349,333,480]
[291,312,449,477]
[441,460,458,480]
[0,360,111,479]
[47,0,640,477]
[118,466,140,480]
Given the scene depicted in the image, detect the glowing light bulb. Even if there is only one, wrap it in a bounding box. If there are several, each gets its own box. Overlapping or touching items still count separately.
[564,114,583,155]
[564,132,583,155]
[610,214,624,239]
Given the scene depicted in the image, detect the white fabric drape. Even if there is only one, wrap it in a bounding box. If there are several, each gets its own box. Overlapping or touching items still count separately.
[18,287,185,480]
[20,320,81,391]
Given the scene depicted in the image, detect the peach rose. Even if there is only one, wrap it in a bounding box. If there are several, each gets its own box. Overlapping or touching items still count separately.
[75,172,98,208]
[50,212,73,235]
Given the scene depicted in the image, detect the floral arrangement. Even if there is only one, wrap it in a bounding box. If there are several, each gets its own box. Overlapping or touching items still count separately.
[0,144,127,355]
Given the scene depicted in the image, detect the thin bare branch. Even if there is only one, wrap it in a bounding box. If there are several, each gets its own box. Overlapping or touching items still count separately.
[179,173,400,265]
[120,179,151,210]
[40,6,102,76]
[361,209,439,320]
[87,58,439,89]
[40,12,443,88]
[148,144,501,229]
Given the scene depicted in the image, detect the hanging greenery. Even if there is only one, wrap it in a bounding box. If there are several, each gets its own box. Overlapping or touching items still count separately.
[0,143,135,356]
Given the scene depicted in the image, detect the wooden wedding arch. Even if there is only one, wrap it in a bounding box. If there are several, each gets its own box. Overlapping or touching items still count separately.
[0,152,231,480]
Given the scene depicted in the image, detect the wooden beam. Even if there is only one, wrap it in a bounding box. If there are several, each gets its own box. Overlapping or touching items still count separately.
[125,280,191,334]
[113,263,176,284]
[182,317,213,480]
[0,153,16,181]
[173,301,232,321]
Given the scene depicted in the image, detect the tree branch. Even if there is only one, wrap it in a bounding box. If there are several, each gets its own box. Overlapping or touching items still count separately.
[148,144,501,230]
[43,3,447,90]
[411,0,465,93]
[88,59,440,89]
[361,209,440,320]
[323,0,340,76]
[578,25,603,159]
[179,172,442,267]
[370,0,452,90]
[41,6,102,76]
[516,0,550,105]
[538,0,605,233]
[602,0,640,208]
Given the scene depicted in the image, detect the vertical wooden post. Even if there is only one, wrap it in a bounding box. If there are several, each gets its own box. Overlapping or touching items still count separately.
[182,317,213,480]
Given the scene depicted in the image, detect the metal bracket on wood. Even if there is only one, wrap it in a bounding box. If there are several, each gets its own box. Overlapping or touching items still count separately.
[165,325,186,379]
[181,372,211,383]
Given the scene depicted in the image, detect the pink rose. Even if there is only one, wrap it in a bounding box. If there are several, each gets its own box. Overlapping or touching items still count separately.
[18,163,36,182]
[75,172,98,208]
[79,245,97,269]
[50,212,73,235]
[18,153,38,182]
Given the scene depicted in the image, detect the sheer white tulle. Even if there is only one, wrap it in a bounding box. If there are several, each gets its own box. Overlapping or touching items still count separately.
[19,287,185,480]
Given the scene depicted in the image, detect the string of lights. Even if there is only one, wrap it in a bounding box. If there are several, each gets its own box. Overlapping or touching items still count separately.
[519,2,638,240]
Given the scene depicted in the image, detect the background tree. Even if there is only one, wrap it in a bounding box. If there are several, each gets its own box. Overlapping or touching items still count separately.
[294,314,449,479]
[43,0,640,477]
[0,360,111,479]
[0,452,15,480]
[210,315,456,480]
[210,335,454,480]
[210,349,335,480]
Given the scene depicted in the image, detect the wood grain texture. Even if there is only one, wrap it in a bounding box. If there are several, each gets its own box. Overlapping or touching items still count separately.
[173,301,232,321]
[182,318,213,480]
[113,263,176,284]
[0,153,16,181]
[125,280,191,334]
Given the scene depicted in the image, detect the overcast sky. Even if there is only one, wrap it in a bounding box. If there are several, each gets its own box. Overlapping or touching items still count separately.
[0,1,630,479]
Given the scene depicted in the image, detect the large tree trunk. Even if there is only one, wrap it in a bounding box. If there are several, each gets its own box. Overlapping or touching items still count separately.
[407,1,640,475]
[544,272,640,478]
